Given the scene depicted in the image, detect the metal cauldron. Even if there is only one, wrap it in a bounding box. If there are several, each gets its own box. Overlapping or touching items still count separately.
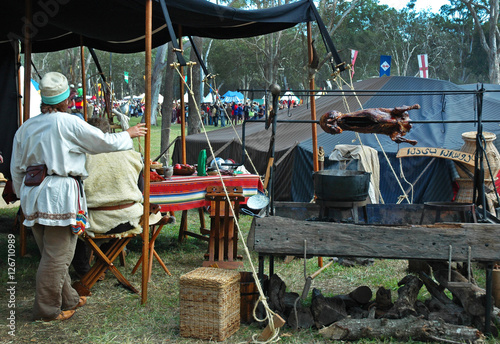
[313,169,371,202]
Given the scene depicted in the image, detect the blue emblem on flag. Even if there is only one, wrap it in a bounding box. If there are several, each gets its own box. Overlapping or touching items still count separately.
[380,55,391,77]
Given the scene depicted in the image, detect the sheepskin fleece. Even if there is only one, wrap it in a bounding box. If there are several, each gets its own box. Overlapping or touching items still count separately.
[84,150,143,236]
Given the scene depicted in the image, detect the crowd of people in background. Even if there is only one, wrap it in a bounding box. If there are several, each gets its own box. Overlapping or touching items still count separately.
[74,92,301,127]
[195,101,267,127]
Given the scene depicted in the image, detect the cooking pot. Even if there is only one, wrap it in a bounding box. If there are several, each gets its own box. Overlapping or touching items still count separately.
[313,169,371,202]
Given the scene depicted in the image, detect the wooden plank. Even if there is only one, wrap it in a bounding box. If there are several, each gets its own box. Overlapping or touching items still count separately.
[396,147,475,166]
[253,216,500,261]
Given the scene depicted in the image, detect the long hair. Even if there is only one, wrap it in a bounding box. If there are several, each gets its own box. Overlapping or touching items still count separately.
[40,98,69,114]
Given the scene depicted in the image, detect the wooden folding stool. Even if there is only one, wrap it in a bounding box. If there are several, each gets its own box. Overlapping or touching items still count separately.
[72,232,139,296]
[131,214,172,281]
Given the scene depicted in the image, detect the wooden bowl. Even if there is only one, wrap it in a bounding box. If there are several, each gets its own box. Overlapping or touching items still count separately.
[173,167,196,175]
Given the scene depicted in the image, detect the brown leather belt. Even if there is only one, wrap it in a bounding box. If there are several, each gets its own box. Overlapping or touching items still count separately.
[88,202,136,211]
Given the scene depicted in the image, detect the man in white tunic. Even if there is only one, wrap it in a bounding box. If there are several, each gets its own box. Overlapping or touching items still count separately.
[10,72,147,321]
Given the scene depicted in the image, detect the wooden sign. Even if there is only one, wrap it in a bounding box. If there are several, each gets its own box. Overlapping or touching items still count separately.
[396,147,475,166]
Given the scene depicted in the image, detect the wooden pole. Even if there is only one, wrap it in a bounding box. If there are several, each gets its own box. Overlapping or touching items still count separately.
[307,22,322,267]
[141,0,152,304]
[307,23,319,172]
[178,26,186,164]
[23,0,32,123]
[17,49,22,126]
[80,42,88,121]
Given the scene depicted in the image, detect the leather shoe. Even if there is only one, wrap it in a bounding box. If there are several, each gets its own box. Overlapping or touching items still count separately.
[70,296,87,310]
[43,310,75,322]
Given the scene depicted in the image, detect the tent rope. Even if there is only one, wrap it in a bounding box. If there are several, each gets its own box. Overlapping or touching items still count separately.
[398,156,414,204]
[172,63,280,343]
[202,81,267,195]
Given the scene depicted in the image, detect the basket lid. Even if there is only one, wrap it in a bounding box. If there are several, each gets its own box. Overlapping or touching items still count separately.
[180,267,240,287]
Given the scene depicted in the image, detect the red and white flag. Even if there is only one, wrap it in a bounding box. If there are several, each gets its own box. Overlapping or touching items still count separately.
[418,54,429,78]
[350,49,358,78]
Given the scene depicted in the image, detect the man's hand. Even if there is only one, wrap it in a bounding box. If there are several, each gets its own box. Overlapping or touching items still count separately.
[126,123,147,138]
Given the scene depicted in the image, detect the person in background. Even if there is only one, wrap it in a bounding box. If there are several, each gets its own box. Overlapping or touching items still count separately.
[68,87,84,120]
[10,72,147,322]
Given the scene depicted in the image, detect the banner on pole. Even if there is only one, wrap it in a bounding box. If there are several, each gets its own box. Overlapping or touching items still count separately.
[124,71,129,83]
[379,55,391,77]
[418,54,429,78]
[350,49,359,78]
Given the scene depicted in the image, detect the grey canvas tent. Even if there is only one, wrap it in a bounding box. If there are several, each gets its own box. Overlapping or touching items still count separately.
[172,76,500,204]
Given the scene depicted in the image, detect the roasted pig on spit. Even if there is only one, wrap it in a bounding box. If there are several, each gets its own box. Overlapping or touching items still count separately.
[319,104,420,145]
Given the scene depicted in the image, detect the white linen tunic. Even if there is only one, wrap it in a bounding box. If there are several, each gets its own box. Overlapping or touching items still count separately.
[10,111,133,227]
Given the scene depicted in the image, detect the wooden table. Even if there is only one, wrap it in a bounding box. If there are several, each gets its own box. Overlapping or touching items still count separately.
[149,173,264,258]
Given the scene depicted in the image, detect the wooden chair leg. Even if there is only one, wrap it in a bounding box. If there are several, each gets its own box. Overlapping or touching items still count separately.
[73,236,138,296]
[178,210,188,242]
[132,217,172,279]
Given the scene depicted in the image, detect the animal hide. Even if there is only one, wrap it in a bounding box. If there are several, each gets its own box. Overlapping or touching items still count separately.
[84,150,143,236]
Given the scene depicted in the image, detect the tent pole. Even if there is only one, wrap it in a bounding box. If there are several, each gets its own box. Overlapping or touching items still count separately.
[23,0,32,123]
[308,22,322,267]
[17,48,22,126]
[179,26,186,164]
[80,41,88,121]
[141,0,152,305]
[307,22,319,173]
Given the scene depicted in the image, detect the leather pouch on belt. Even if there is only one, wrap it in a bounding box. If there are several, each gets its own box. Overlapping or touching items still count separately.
[24,164,47,186]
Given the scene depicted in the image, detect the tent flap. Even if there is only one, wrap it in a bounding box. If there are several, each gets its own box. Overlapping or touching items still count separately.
[1,0,316,53]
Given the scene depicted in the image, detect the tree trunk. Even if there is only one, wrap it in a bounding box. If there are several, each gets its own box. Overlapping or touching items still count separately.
[187,36,202,135]
[319,316,484,343]
[160,42,174,166]
[150,44,168,126]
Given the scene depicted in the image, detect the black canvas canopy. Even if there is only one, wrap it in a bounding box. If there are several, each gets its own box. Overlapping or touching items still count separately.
[0,0,319,179]
[0,0,316,53]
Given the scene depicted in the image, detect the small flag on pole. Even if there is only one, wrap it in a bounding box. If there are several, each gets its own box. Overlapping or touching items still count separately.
[124,71,129,83]
[379,55,391,77]
[350,49,359,78]
[418,54,429,78]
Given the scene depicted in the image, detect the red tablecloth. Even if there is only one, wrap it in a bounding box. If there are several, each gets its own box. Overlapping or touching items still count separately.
[149,174,264,212]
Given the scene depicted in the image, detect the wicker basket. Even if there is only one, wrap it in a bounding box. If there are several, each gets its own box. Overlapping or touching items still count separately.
[179,267,240,341]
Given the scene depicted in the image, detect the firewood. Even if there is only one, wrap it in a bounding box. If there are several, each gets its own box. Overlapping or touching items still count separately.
[311,289,347,329]
[348,285,373,304]
[419,272,472,324]
[370,286,393,318]
[268,274,286,314]
[383,275,423,319]
[319,316,484,343]
[432,268,490,317]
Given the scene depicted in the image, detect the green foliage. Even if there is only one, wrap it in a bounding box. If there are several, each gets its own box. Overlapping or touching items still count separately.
[28,1,496,106]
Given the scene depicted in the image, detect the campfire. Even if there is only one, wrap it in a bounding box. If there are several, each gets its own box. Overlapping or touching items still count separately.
[263,262,493,343]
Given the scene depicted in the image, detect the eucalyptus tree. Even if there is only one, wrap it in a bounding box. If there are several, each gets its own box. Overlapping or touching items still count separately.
[187,36,204,135]
[459,0,500,84]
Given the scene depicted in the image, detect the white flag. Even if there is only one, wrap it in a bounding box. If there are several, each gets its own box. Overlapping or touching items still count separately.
[418,54,429,78]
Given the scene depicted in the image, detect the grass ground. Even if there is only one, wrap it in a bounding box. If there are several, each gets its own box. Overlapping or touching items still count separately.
[0,206,497,344]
